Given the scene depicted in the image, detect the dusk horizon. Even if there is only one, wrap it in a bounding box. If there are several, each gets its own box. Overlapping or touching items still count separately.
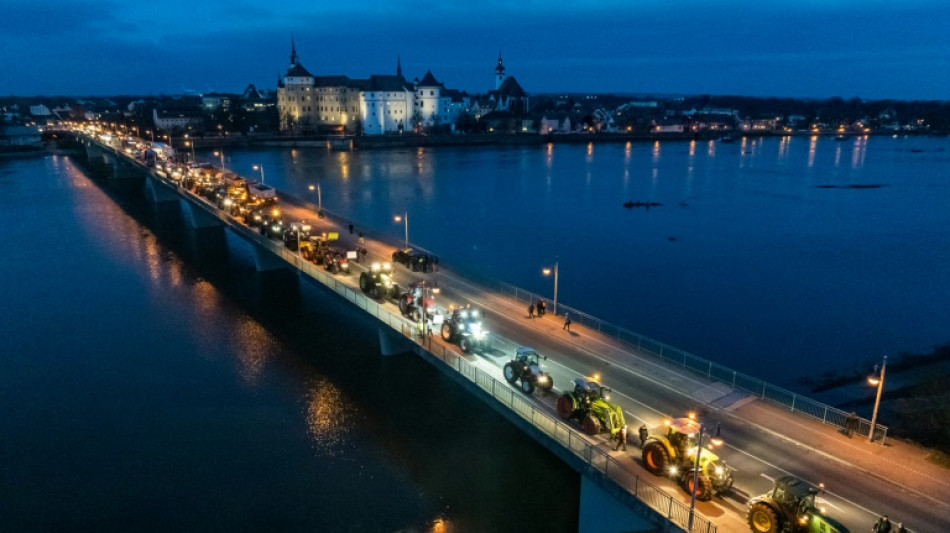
[5,0,949,100]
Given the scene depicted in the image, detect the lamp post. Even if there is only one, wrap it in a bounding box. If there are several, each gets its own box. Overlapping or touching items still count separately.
[184,134,195,163]
[687,417,723,532]
[542,257,559,316]
[867,355,887,442]
[213,150,225,170]
[394,211,409,250]
[252,164,265,184]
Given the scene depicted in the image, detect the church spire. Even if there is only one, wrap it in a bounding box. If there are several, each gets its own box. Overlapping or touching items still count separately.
[290,37,298,66]
[496,50,504,74]
[396,54,402,77]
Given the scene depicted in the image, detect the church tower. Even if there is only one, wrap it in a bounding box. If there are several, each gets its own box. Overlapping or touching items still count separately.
[495,51,506,90]
[289,37,298,69]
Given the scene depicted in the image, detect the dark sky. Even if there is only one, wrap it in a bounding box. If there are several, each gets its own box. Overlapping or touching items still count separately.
[5,0,949,100]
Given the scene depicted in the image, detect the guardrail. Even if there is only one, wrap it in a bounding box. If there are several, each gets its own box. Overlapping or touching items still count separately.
[231,220,718,533]
[85,133,887,445]
[282,182,888,444]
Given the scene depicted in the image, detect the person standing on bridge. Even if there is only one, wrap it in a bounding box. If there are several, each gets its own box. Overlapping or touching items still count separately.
[639,425,649,448]
[563,313,571,332]
[536,299,546,317]
[614,425,628,451]
[895,522,906,533]
[846,411,859,438]
[872,515,892,533]
[528,303,535,319]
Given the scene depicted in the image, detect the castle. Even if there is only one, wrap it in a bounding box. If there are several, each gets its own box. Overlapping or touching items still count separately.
[276,40,527,135]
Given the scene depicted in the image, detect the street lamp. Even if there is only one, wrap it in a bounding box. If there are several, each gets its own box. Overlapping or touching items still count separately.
[184,140,195,163]
[686,415,723,532]
[394,210,409,250]
[867,356,887,442]
[213,150,225,170]
[252,164,265,184]
[542,257,559,316]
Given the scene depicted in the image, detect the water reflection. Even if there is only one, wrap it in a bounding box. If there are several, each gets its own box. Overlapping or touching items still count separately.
[652,140,661,164]
[707,139,715,157]
[808,136,818,167]
[852,136,868,168]
[835,144,842,168]
[306,377,354,457]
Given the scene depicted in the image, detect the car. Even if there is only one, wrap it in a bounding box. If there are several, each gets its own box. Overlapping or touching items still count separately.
[392,248,431,272]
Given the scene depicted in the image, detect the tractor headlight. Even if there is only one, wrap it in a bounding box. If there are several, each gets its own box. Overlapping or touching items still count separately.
[798,516,808,525]
[668,466,678,476]
[537,375,548,383]
[224,199,232,206]
[715,466,724,476]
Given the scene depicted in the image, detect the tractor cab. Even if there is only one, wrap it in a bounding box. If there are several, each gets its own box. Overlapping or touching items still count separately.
[515,347,546,368]
[572,377,609,401]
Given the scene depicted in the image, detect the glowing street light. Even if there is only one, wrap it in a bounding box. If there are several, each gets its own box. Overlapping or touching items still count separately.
[687,418,723,532]
[542,257,559,316]
[394,211,409,250]
[213,150,225,170]
[252,164,265,184]
[867,356,887,442]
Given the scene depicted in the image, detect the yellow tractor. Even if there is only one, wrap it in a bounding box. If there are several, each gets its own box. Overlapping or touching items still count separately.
[641,416,734,501]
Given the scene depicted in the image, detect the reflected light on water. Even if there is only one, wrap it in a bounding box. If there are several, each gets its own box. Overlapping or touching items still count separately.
[808,136,818,167]
[337,152,350,180]
[707,139,715,157]
[306,377,353,457]
[232,316,275,385]
[652,140,660,163]
[778,136,790,160]
[834,144,842,168]
[852,136,868,168]
[586,142,593,163]
[624,141,631,161]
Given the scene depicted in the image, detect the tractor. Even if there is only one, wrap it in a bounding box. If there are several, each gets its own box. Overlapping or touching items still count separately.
[641,417,734,501]
[556,376,625,437]
[398,281,444,324]
[358,262,401,300]
[747,475,848,533]
[322,249,350,275]
[282,222,313,251]
[503,347,554,394]
[441,307,490,353]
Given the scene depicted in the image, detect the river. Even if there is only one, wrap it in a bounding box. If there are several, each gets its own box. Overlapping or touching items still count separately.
[211,135,950,386]
[0,155,579,532]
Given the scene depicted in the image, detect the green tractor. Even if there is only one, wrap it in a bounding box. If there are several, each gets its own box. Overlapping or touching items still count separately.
[556,376,625,437]
[641,417,734,501]
[747,475,848,533]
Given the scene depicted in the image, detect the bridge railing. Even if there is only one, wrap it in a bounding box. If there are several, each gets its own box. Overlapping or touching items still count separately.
[233,220,717,533]
[93,134,887,444]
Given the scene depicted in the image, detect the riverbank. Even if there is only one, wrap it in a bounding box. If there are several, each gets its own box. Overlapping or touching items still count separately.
[174,129,943,151]
[804,344,950,455]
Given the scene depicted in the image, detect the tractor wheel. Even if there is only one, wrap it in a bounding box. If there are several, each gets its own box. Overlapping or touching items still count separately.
[411,308,423,323]
[441,324,453,342]
[747,502,780,533]
[582,413,602,435]
[374,285,385,300]
[302,248,312,261]
[460,337,472,353]
[359,273,370,293]
[503,363,518,384]
[399,298,410,316]
[642,441,670,475]
[683,473,713,502]
[521,378,535,395]
[329,262,339,274]
[390,284,401,299]
[556,394,575,420]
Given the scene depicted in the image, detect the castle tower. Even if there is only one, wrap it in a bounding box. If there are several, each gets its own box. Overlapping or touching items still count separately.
[396,55,403,78]
[495,51,505,90]
[289,37,298,68]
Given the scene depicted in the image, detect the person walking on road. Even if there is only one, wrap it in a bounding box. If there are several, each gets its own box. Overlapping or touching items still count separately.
[537,299,546,317]
[528,303,535,319]
[895,522,906,533]
[872,515,892,533]
[639,425,649,448]
[563,313,572,332]
[846,411,859,438]
[614,425,628,451]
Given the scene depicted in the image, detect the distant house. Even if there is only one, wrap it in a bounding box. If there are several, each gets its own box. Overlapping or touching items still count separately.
[29,104,51,117]
[201,93,238,112]
[689,114,737,132]
[153,108,204,131]
[540,113,572,134]
[653,117,686,133]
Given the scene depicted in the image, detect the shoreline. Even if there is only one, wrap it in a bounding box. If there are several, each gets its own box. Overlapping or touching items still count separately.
[170,130,947,150]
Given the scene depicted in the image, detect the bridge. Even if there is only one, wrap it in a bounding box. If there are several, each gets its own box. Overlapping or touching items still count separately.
[68,129,950,533]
